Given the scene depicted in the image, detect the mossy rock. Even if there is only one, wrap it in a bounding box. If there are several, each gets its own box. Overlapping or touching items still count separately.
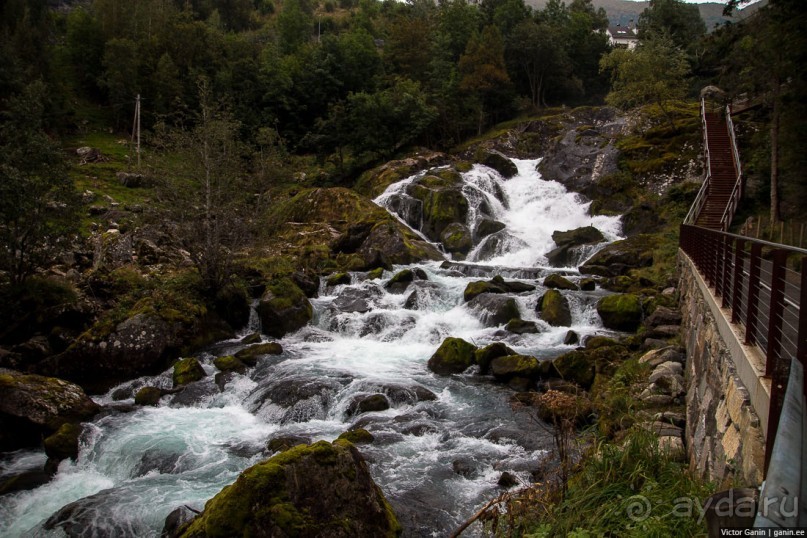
[385,269,415,293]
[596,294,643,332]
[172,357,206,388]
[427,337,477,375]
[134,386,163,406]
[505,319,539,334]
[408,182,469,242]
[551,226,604,248]
[43,422,82,462]
[584,336,620,350]
[490,355,543,380]
[367,267,384,280]
[463,280,504,302]
[474,343,516,374]
[235,342,283,366]
[480,151,518,178]
[179,440,401,538]
[476,219,506,238]
[543,274,579,291]
[348,394,390,415]
[552,351,596,389]
[579,278,596,291]
[213,355,247,373]
[325,272,351,287]
[257,279,313,338]
[539,290,572,327]
[337,429,374,445]
[579,235,657,276]
[267,435,312,453]
[440,223,473,255]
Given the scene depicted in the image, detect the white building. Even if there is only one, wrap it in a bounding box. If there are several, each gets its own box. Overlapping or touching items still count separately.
[606,24,639,50]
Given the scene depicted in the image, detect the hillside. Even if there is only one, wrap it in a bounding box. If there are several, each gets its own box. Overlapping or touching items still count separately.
[525,0,766,29]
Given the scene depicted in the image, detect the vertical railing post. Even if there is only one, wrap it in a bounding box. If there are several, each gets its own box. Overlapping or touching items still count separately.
[720,234,732,306]
[798,257,807,398]
[765,250,788,376]
[731,238,745,324]
[745,243,763,346]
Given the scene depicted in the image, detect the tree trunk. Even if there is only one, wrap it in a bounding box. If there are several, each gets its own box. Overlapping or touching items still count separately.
[770,80,781,224]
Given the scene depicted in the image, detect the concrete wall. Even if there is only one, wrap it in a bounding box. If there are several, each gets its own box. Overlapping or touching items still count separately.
[678,251,768,488]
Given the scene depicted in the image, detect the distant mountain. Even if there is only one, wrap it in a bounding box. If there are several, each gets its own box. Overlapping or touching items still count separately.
[524,0,766,31]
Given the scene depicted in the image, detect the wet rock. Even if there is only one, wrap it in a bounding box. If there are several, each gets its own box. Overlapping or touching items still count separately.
[584,336,619,349]
[476,219,506,238]
[337,428,375,445]
[579,278,596,291]
[357,221,442,267]
[427,337,477,375]
[467,294,520,327]
[480,151,518,178]
[440,223,473,255]
[490,275,536,293]
[348,394,391,415]
[172,358,206,388]
[257,278,313,338]
[326,272,351,287]
[452,457,478,478]
[463,280,506,302]
[169,382,218,407]
[385,269,415,294]
[505,319,539,334]
[367,267,384,280]
[474,342,516,374]
[498,471,518,488]
[490,355,543,380]
[645,306,682,328]
[267,434,312,453]
[538,290,572,327]
[551,351,595,389]
[0,369,99,451]
[292,271,320,298]
[235,342,283,366]
[0,469,53,496]
[247,376,347,412]
[43,422,82,463]
[596,294,643,332]
[178,440,401,537]
[214,371,236,391]
[332,287,381,314]
[552,226,605,249]
[543,274,579,291]
[563,330,579,345]
[134,386,163,406]
[240,332,262,345]
[406,175,469,242]
[162,506,199,538]
[213,355,247,373]
[579,235,656,276]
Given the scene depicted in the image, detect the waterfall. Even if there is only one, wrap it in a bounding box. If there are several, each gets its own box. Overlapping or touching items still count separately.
[0,158,623,537]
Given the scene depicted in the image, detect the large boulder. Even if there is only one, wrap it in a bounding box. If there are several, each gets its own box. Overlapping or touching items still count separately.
[440,223,473,255]
[427,337,478,375]
[475,219,506,239]
[543,274,578,291]
[257,279,313,338]
[490,355,543,380]
[406,175,469,242]
[235,342,283,366]
[0,369,99,451]
[479,151,519,179]
[579,235,656,277]
[538,290,572,327]
[597,294,643,332]
[552,226,605,248]
[179,440,401,538]
[551,351,596,389]
[466,294,520,327]
[474,343,516,374]
[172,358,206,387]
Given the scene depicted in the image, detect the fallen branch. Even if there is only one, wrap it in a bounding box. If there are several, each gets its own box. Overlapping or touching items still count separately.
[450,491,510,538]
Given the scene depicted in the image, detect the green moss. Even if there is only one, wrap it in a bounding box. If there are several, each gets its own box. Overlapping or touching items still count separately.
[134,386,162,406]
[367,267,384,280]
[43,423,81,461]
[541,289,572,327]
[235,342,283,366]
[552,351,595,389]
[596,294,643,332]
[337,428,374,444]
[463,281,502,302]
[213,355,246,372]
[490,354,542,379]
[172,357,206,387]
[326,272,351,286]
[427,337,477,375]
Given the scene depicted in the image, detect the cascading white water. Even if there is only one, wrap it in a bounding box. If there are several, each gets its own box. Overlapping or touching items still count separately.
[0,158,623,537]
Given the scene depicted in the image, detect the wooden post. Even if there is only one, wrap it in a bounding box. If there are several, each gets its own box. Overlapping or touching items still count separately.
[136,94,141,169]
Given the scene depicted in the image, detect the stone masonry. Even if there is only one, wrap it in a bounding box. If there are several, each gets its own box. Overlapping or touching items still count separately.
[678,254,766,488]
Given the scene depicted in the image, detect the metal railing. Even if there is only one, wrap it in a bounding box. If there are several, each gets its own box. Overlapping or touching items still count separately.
[719,105,744,232]
[680,224,807,470]
[684,99,713,226]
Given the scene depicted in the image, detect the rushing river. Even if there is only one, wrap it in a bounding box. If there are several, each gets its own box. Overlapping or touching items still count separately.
[0,159,622,537]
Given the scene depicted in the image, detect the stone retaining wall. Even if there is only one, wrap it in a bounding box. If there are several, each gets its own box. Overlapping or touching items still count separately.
[678,252,767,487]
